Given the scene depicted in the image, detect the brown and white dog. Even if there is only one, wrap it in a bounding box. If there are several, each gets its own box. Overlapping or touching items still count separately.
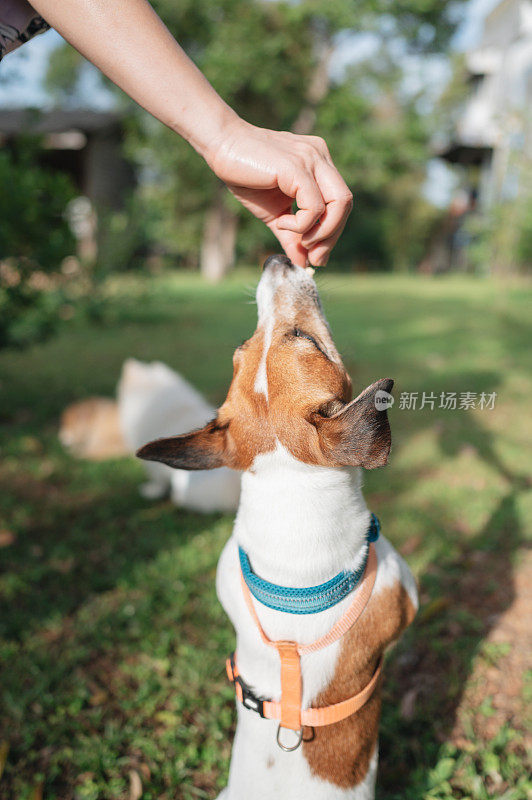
[138,256,417,799]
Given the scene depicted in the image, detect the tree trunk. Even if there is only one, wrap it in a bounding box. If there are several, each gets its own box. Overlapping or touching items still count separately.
[200,183,238,282]
[199,32,331,282]
[292,33,333,136]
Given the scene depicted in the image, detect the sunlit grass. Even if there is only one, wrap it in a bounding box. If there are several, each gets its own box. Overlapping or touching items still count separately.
[1,271,530,799]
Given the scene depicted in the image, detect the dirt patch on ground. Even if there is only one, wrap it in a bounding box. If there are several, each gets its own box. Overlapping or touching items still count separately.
[451,549,531,748]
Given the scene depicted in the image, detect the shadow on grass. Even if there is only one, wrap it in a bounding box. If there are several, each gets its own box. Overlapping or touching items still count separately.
[0,456,236,798]
[378,386,529,798]
[0,470,221,641]
[1,274,530,798]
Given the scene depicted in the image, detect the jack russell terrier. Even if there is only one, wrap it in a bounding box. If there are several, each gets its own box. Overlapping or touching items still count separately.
[138,255,418,799]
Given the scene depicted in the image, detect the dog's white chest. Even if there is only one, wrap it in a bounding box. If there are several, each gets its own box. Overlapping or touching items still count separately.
[215,531,417,800]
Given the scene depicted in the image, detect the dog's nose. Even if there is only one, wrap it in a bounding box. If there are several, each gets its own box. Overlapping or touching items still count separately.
[262,254,294,271]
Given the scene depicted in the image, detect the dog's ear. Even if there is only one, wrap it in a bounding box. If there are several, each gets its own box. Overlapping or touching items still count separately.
[136,419,228,470]
[313,379,393,469]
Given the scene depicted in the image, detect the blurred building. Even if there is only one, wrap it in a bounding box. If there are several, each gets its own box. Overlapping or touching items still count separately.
[437,0,532,208]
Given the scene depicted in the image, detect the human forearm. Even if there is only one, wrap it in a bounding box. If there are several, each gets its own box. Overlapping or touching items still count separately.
[31,0,239,158]
[31,0,353,267]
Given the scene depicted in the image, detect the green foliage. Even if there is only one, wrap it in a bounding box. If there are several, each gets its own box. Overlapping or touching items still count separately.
[46,0,467,271]
[315,57,441,269]
[463,188,532,275]
[44,44,85,101]
[515,192,532,268]
[94,197,157,277]
[0,140,77,348]
[138,0,466,269]
[0,139,75,270]
[0,271,530,797]
[420,729,531,800]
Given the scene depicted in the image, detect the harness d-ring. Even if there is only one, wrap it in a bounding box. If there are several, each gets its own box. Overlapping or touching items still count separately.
[276,724,303,752]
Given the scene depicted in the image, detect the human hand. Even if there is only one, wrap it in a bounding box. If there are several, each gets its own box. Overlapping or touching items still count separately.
[206,119,353,267]
[29,0,351,266]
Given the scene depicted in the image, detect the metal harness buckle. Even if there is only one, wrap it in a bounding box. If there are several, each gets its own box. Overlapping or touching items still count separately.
[228,653,265,718]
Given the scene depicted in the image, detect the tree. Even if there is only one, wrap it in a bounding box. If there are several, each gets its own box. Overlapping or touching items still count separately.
[47,0,466,276]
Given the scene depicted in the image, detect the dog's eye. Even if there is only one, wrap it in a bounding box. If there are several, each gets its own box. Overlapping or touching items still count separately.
[290,328,331,361]
[293,328,313,343]
[292,329,319,348]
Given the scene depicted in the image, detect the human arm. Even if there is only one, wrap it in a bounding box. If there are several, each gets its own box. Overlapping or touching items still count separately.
[31,0,353,266]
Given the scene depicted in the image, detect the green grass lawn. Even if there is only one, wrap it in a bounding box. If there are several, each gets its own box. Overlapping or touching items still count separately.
[1,271,531,800]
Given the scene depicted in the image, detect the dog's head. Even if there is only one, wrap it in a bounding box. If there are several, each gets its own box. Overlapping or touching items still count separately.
[137,255,393,472]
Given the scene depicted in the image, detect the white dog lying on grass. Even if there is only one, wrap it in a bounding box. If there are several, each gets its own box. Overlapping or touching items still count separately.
[59,358,241,513]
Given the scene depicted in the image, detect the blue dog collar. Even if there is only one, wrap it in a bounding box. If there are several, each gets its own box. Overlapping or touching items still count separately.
[238,513,380,615]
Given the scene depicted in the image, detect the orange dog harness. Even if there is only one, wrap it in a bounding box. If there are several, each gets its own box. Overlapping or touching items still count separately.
[226,543,381,750]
